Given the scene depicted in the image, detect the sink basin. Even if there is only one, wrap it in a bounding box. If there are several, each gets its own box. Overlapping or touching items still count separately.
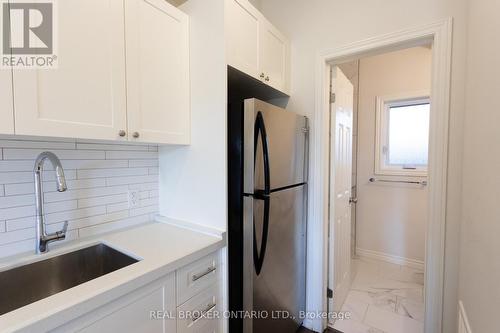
[0,243,139,316]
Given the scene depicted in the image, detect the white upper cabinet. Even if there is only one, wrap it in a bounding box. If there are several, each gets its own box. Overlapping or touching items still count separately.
[0,69,14,135]
[13,0,128,141]
[225,0,260,78]
[8,0,189,144]
[225,0,290,94]
[259,19,289,93]
[125,0,190,145]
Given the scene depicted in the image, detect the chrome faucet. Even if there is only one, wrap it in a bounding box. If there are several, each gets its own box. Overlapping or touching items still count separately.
[34,152,68,254]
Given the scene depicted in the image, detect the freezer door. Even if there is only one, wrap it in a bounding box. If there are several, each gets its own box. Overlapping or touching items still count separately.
[251,185,306,333]
[243,99,307,194]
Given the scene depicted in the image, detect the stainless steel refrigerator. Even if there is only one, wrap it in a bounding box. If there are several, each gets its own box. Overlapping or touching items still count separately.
[228,98,308,333]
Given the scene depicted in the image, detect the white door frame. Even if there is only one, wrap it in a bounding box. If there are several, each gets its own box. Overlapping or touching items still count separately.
[309,18,453,333]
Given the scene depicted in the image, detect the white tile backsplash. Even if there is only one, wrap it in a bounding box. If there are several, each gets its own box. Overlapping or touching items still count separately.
[0,137,159,258]
[3,148,105,160]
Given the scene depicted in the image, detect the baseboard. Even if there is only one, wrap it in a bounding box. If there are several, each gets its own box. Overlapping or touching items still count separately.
[355,247,425,270]
[458,301,472,333]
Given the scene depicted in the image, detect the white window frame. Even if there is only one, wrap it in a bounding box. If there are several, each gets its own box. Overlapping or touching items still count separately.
[375,91,431,177]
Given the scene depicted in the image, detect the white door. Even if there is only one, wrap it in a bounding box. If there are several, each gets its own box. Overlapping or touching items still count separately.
[328,66,354,319]
[0,68,14,134]
[125,0,190,144]
[225,0,261,79]
[259,19,289,93]
[13,0,128,141]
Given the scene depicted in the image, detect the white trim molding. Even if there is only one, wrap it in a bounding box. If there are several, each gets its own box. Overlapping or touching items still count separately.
[458,301,472,333]
[356,248,425,271]
[311,18,453,333]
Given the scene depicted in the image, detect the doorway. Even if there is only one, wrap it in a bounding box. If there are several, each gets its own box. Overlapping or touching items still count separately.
[312,19,452,333]
[329,45,432,333]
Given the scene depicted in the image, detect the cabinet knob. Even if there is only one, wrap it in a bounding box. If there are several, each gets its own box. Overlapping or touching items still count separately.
[265,76,270,82]
[132,132,140,138]
[118,130,126,137]
[260,73,265,78]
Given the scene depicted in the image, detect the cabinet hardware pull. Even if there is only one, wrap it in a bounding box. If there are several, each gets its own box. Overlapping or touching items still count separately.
[119,130,126,137]
[132,132,140,138]
[192,266,216,281]
[192,302,217,322]
[260,73,265,78]
[265,76,270,82]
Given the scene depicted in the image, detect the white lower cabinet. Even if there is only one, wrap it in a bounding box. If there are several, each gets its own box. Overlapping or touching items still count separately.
[51,250,222,333]
[177,251,220,305]
[177,285,221,333]
[53,273,176,333]
[78,287,168,333]
[176,251,222,333]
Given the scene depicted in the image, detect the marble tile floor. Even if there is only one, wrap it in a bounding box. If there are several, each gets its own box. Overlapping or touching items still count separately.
[331,258,425,333]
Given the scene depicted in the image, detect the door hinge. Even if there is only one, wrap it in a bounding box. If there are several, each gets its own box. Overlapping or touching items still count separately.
[330,92,336,104]
[327,288,333,299]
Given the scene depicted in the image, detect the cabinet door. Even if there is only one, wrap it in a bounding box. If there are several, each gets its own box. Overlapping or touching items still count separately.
[12,0,128,141]
[54,273,177,333]
[78,288,165,333]
[259,19,289,93]
[225,0,261,79]
[0,69,14,134]
[125,0,190,145]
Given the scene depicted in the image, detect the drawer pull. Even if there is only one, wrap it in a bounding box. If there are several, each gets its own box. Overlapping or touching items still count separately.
[192,266,216,282]
[192,302,217,322]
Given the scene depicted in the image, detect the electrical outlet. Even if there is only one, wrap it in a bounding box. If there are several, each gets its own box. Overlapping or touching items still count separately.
[128,190,140,209]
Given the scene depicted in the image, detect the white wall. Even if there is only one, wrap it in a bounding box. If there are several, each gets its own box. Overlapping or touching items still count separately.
[248,0,261,10]
[159,0,227,232]
[0,137,159,258]
[459,0,500,331]
[356,47,431,263]
[259,1,467,331]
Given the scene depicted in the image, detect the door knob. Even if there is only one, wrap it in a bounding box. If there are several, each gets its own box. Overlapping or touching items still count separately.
[260,73,265,78]
[132,132,140,138]
[118,130,126,137]
[265,76,270,82]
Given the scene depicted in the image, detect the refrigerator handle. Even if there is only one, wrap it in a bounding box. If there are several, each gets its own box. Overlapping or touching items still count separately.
[254,112,271,194]
[253,196,270,276]
[253,112,271,276]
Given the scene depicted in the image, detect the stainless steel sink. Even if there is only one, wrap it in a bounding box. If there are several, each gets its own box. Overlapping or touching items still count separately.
[0,243,139,316]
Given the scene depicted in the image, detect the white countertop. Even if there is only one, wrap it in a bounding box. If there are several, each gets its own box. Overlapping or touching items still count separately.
[0,219,226,333]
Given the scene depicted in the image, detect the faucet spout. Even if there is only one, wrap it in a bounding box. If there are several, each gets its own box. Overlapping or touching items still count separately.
[34,152,68,254]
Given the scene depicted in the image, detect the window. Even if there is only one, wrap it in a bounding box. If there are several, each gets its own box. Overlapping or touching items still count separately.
[375,92,430,176]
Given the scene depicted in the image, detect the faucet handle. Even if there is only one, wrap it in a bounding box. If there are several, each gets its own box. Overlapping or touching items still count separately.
[57,221,68,238]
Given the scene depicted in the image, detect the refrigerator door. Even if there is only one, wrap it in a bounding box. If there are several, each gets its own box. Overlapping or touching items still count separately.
[251,185,306,333]
[243,99,307,194]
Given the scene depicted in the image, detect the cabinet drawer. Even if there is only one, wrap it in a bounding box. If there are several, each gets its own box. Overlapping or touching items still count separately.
[177,284,221,333]
[176,252,220,305]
